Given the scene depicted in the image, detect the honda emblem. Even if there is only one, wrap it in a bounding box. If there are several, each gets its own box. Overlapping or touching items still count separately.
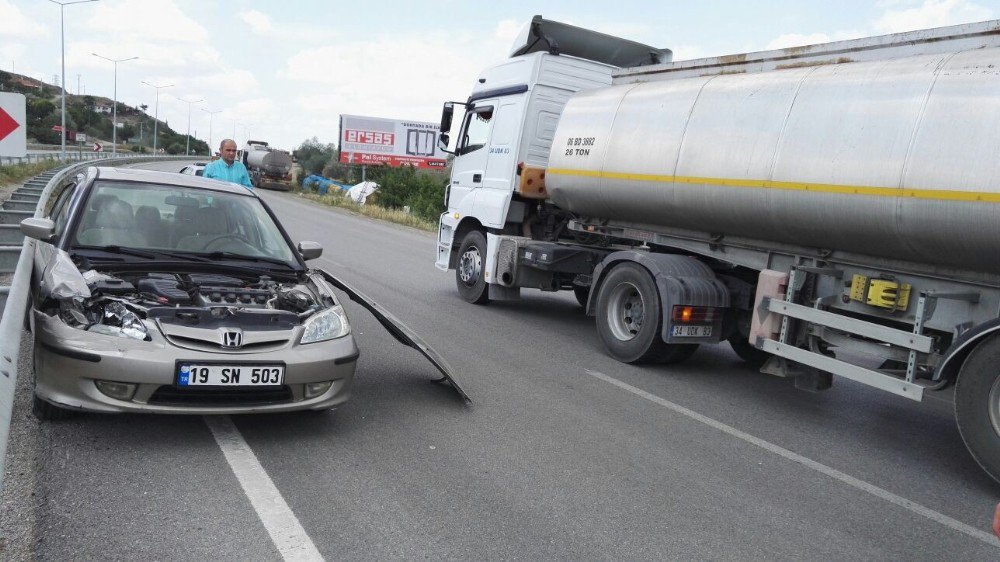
[221,330,243,349]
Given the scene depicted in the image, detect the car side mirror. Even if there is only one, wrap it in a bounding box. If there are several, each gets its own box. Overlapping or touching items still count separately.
[298,240,323,261]
[438,133,451,153]
[20,217,56,242]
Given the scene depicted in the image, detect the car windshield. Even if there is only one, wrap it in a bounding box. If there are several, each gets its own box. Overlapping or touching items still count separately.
[71,181,299,266]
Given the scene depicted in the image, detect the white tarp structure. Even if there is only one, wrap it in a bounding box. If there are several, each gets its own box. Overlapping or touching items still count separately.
[346,181,379,205]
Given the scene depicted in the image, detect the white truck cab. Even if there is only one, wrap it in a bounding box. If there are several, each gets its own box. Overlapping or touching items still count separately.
[435,17,670,299]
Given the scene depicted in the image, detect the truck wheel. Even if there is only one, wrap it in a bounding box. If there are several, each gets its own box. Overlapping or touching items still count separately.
[596,262,676,363]
[728,335,770,368]
[456,230,490,304]
[955,334,1000,483]
[573,286,589,308]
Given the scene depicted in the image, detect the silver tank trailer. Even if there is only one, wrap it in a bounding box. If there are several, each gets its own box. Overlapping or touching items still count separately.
[244,145,293,177]
[546,47,1000,274]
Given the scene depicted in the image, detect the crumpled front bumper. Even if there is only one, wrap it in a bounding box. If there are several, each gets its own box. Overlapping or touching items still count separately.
[32,309,359,415]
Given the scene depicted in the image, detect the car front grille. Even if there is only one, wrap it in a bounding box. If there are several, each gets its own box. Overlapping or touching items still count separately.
[164,334,290,353]
[148,385,294,407]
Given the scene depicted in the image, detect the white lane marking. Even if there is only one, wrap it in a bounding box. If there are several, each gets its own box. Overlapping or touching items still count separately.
[584,369,1000,548]
[204,416,325,561]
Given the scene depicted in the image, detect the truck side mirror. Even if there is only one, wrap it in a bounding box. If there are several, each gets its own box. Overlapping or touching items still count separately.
[438,133,451,153]
[297,240,323,260]
[440,102,455,132]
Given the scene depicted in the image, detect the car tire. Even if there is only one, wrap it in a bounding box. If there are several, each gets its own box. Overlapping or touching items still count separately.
[455,230,490,304]
[954,334,1000,484]
[32,393,77,421]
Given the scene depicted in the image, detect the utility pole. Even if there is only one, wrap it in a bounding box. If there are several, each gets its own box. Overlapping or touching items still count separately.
[48,0,98,160]
[76,73,81,95]
[175,96,203,156]
[141,81,172,153]
[201,108,221,156]
[92,53,138,157]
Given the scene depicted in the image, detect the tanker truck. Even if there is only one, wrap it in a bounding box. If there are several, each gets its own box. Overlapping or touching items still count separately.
[434,16,1000,482]
[241,140,294,191]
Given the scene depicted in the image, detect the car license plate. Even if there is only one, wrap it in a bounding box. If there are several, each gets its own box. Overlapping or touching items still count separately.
[671,325,713,337]
[178,364,284,386]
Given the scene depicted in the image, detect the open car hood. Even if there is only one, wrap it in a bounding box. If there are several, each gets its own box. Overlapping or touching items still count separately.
[319,269,470,403]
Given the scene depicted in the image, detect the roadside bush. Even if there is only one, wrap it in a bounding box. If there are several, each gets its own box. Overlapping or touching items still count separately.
[367,165,446,223]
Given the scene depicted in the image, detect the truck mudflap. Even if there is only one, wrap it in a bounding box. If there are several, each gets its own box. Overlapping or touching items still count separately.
[319,269,470,402]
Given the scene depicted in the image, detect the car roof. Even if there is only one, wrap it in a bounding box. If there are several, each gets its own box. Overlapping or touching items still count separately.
[92,166,256,197]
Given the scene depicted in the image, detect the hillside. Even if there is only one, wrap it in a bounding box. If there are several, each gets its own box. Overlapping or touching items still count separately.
[0,70,208,155]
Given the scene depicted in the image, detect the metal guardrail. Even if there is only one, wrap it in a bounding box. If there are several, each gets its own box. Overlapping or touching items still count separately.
[0,155,189,494]
[0,151,130,166]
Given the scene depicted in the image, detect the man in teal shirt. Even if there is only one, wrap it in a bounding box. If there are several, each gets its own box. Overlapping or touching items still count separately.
[203,139,255,191]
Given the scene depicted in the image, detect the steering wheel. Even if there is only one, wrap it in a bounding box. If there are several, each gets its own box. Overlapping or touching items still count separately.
[201,233,253,251]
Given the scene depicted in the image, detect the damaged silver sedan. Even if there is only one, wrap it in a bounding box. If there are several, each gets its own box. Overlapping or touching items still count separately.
[20,167,466,420]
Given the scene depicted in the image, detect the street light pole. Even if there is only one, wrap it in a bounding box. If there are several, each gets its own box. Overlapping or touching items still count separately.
[92,53,137,157]
[49,0,98,161]
[201,108,221,156]
[141,81,172,154]
[175,96,203,156]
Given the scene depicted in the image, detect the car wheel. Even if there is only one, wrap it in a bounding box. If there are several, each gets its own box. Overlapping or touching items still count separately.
[955,334,1000,484]
[595,263,687,364]
[32,393,77,421]
[455,230,490,304]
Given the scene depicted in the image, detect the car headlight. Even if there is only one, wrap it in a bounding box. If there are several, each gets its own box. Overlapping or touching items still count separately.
[301,305,351,344]
[86,302,150,341]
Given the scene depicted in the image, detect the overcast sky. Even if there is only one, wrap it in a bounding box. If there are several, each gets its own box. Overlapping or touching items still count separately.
[2,0,997,151]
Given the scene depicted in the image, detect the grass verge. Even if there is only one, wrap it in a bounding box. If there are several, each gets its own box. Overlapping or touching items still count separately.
[296,190,437,232]
[0,160,64,188]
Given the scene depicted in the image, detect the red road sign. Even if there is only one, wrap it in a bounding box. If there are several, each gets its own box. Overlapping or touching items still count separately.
[0,108,20,141]
[93,142,102,152]
[51,124,64,132]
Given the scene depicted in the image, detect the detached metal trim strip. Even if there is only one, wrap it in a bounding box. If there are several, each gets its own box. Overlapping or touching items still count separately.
[546,168,1000,203]
[40,341,101,363]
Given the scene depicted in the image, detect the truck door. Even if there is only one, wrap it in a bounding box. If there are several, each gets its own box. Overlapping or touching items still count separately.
[449,100,496,210]
[482,100,520,191]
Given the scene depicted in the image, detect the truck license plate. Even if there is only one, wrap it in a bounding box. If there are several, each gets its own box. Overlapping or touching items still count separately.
[178,364,284,386]
[671,325,712,338]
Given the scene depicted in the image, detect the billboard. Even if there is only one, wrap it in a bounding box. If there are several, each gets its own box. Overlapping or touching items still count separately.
[339,114,447,170]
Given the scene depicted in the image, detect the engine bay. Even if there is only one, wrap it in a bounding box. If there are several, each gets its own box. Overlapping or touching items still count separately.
[52,270,334,337]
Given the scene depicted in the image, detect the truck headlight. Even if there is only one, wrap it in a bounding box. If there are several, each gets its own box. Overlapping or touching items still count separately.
[301,305,351,344]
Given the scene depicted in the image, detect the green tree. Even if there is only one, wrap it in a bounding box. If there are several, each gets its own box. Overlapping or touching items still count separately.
[294,137,336,175]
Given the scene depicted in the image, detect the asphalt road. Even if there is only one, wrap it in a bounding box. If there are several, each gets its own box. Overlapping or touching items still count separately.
[4,160,1000,559]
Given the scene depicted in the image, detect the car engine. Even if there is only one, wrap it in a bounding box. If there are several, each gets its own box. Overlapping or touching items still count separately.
[55,270,334,337]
